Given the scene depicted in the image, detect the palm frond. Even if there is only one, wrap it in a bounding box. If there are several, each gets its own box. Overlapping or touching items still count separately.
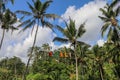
[9,26,18,34]
[17,19,32,27]
[98,16,110,22]
[115,6,120,16]
[9,26,18,30]
[53,37,68,43]
[55,25,64,33]
[100,8,110,18]
[15,10,32,16]
[9,17,17,24]
[101,22,111,37]
[107,27,113,41]
[41,0,52,14]
[110,0,119,8]
[44,14,60,20]
[27,2,36,13]
[111,28,120,43]
[19,16,25,22]
[55,25,70,38]
[77,22,86,38]
[64,29,73,40]
[108,7,116,17]
[68,18,76,37]
[22,19,36,32]
[34,0,42,11]
[42,21,54,30]
[76,41,91,47]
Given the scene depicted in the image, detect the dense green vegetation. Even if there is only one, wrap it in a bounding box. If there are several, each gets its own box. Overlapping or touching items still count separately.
[0,0,120,80]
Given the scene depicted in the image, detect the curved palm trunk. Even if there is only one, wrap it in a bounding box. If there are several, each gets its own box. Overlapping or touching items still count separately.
[0,29,5,50]
[99,64,104,80]
[22,19,39,80]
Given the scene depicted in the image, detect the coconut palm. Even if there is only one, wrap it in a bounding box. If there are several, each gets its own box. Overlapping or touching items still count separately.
[0,0,16,50]
[53,18,90,80]
[15,0,59,79]
[0,9,18,49]
[99,0,120,42]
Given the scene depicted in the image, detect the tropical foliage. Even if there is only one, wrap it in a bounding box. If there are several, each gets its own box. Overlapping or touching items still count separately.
[0,0,120,80]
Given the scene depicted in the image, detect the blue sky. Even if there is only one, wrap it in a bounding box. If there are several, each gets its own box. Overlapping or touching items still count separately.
[1,0,119,63]
[7,0,92,14]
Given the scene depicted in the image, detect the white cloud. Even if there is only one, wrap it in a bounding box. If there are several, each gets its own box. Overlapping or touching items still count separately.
[0,26,56,63]
[61,0,106,44]
[97,39,105,47]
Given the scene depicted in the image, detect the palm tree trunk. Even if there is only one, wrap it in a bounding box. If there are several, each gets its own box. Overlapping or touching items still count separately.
[99,64,104,80]
[15,62,17,79]
[75,54,78,80]
[74,44,79,80]
[22,19,39,80]
[0,29,5,50]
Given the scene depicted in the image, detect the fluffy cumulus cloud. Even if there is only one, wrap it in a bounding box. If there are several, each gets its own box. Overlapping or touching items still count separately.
[0,26,56,63]
[61,0,106,45]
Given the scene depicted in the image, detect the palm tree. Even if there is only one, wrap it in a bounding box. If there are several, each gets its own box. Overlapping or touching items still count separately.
[15,0,59,79]
[75,44,90,80]
[42,43,51,60]
[92,45,106,80]
[53,18,90,80]
[99,0,120,42]
[0,0,16,50]
[0,0,14,12]
[0,9,18,49]
[28,46,42,63]
[99,1,120,79]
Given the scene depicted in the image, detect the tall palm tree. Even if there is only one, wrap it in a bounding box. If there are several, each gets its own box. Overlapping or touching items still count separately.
[15,0,59,80]
[53,18,90,80]
[99,0,120,42]
[0,0,15,50]
[0,9,18,49]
